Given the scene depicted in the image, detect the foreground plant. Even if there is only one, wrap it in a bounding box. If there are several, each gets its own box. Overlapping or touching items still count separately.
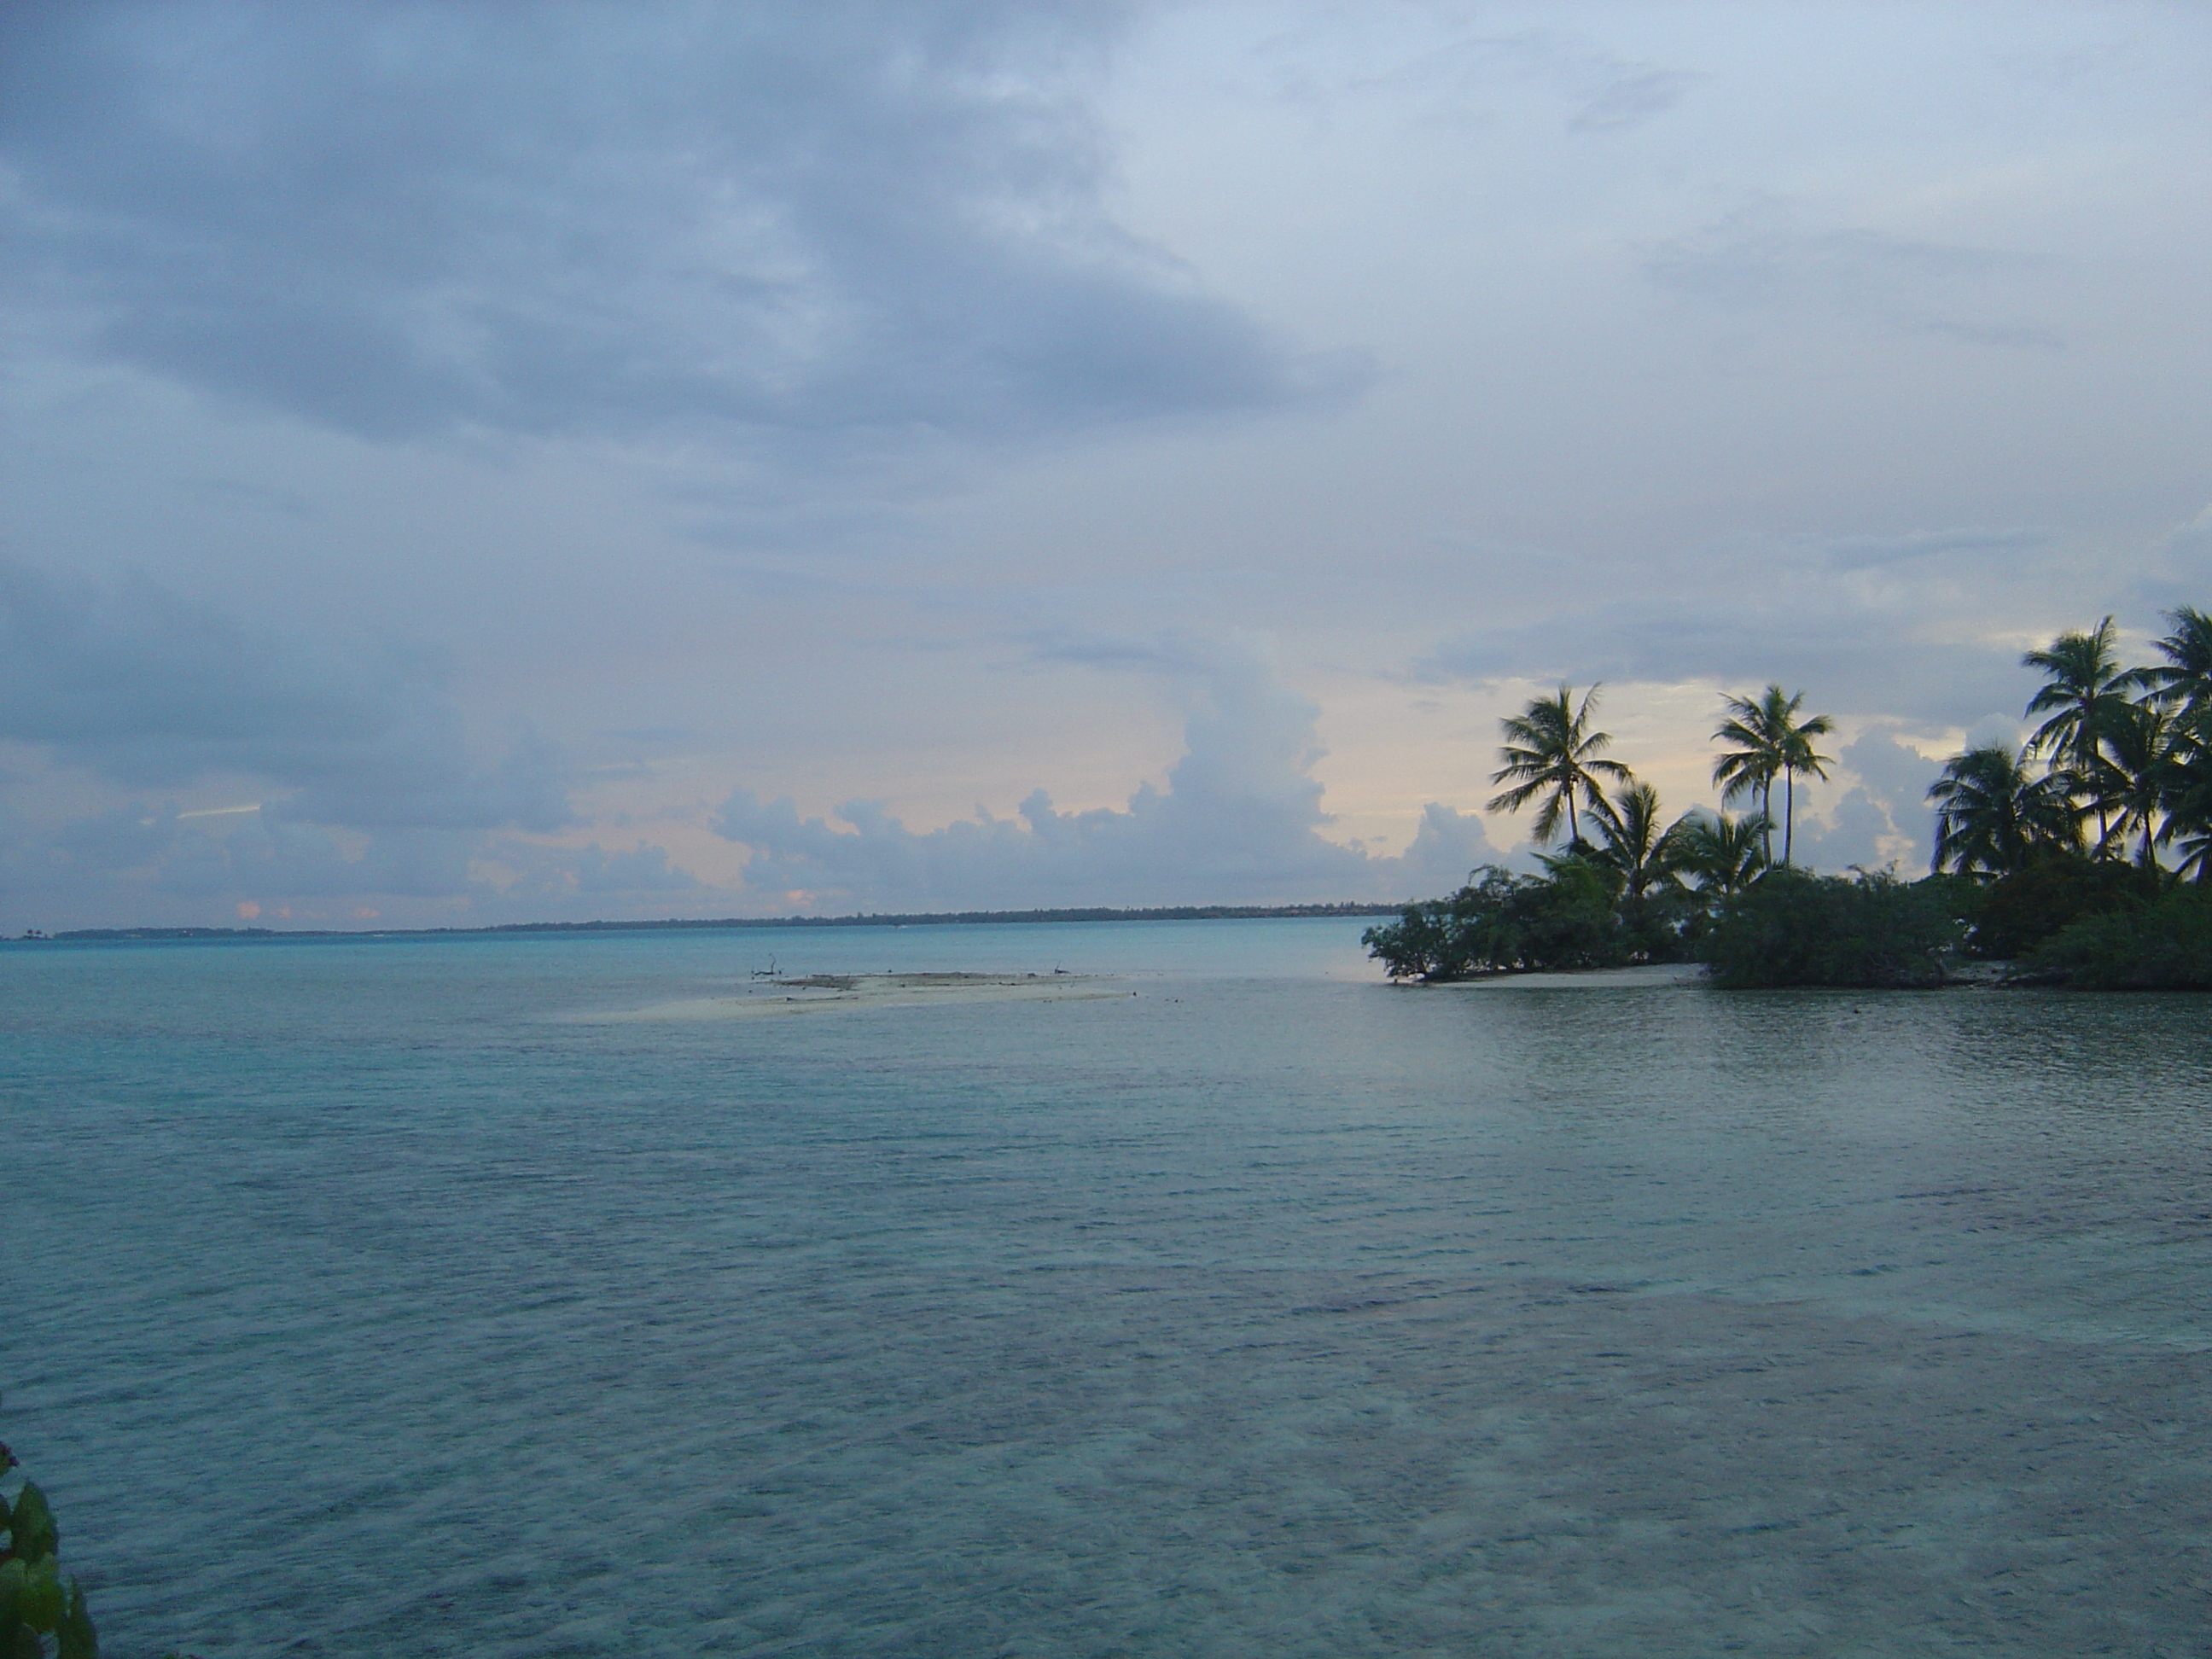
[1,1432,98,1659]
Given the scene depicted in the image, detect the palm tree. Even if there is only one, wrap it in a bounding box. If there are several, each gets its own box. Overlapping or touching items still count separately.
[1712,685,1835,867]
[1487,684,1633,847]
[1925,744,2082,876]
[2133,605,2212,714]
[2164,713,2212,883]
[1586,779,1674,901]
[2096,700,2187,868]
[1665,808,1770,898]
[2023,617,2133,851]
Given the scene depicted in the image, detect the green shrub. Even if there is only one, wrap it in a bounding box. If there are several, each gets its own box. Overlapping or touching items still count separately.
[1702,868,1966,989]
[1364,862,1629,980]
[1,1430,99,1659]
[1971,853,2164,958]
[2030,888,2212,988]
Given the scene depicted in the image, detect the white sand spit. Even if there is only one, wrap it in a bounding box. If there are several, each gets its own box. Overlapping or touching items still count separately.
[572,971,1126,1022]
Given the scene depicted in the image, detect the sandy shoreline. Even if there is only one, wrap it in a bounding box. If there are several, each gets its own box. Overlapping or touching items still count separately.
[570,971,1127,1022]
[1417,962,1708,990]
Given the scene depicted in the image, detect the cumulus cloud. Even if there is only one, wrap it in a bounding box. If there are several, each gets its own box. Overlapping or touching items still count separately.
[0,0,1345,448]
[1790,730,1940,873]
[712,643,1496,910]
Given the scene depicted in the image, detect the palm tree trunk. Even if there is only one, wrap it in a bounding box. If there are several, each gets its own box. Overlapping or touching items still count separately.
[1784,771,1795,867]
[1761,781,1774,864]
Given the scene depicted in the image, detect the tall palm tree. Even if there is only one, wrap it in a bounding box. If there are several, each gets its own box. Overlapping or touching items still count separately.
[1664,808,1770,898]
[1587,779,1674,900]
[2096,700,2187,868]
[1926,743,2082,876]
[2023,617,2133,851]
[1487,684,1633,847]
[1712,685,1835,867]
[2133,605,2212,714]
[2163,709,2212,883]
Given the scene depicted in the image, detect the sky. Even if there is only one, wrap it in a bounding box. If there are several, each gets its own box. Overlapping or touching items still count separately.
[3,0,2210,930]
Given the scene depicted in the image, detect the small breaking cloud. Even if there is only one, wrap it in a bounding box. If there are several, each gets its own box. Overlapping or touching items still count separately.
[1568,62,1703,132]
[1816,526,2049,572]
[1644,206,2063,349]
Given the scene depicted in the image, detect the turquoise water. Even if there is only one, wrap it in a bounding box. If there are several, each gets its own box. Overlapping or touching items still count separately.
[4,920,2210,1656]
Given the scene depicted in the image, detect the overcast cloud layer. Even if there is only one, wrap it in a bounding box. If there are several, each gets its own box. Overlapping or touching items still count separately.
[3,2,2209,928]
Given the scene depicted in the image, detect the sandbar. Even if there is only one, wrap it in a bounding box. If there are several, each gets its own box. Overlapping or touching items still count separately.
[572,971,1126,1022]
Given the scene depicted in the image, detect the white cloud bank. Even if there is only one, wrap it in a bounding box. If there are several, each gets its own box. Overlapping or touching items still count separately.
[0,565,1499,926]
[711,643,1496,911]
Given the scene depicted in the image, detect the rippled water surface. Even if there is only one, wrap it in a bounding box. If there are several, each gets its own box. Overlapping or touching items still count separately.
[5,921,2210,1656]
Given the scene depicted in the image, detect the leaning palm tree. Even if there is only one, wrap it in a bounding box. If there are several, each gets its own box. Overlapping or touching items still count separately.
[2132,604,2212,714]
[1664,808,1771,898]
[1586,779,1674,901]
[1712,685,1834,867]
[2023,617,2133,851]
[1486,684,1633,847]
[1926,743,2082,876]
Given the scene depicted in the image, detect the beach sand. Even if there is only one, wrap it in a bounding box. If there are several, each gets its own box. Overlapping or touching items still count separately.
[573,971,1127,1022]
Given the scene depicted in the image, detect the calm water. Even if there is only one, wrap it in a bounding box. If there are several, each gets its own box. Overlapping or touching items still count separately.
[4,920,2210,1657]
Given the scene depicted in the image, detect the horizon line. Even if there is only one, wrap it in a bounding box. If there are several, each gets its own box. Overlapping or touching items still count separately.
[17,901,1408,943]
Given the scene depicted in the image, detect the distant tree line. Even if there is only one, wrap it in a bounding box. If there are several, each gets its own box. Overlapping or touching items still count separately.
[1365,607,2212,988]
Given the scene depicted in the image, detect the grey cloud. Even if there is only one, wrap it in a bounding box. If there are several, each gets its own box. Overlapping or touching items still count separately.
[0,560,573,833]
[711,645,1495,910]
[0,1,1346,446]
[1422,591,2030,725]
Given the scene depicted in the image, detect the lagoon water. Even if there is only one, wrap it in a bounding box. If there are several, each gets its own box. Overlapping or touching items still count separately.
[5,919,2211,1656]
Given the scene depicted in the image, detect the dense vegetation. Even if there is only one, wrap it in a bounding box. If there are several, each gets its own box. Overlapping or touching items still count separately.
[1365,607,2212,988]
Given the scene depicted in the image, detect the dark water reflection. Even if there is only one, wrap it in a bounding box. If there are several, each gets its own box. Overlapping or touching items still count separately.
[4,929,2209,1656]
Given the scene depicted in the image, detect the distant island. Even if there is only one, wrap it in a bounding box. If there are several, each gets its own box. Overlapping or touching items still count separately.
[25,902,1401,943]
